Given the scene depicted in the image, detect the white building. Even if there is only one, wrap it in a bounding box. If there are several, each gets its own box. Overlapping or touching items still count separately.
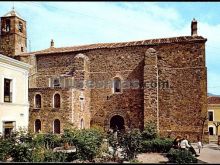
[0,54,31,137]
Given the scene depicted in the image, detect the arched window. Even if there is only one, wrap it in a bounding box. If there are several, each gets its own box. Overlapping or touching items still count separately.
[53,119,60,134]
[35,94,41,108]
[80,119,84,129]
[35,119,41,133]
[113,77,121,93]
[53,93,60,108]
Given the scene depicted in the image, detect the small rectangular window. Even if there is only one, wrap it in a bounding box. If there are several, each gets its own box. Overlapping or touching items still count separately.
[209,127,214,135]
[4,78,12,102]
[21,47,24,52]
[208,111,214,121]
[80,97,84,111]
[53,78,60,87]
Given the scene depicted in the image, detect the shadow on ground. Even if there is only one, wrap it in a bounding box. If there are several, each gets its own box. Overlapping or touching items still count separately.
[207,146,220,150]
[197,159,208,164]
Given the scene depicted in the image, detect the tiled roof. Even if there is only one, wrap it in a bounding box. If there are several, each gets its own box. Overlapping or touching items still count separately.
[208,96,220,104]
[2,9,24,20]
[18,35,206,56]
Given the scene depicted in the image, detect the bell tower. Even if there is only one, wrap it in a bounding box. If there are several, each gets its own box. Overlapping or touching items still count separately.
[0,8,27,57]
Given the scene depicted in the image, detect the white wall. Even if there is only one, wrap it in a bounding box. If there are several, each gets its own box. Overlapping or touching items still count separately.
[0,55,30,135]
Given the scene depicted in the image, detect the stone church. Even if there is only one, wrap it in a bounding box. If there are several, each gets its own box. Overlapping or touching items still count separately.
[0,9,208,141]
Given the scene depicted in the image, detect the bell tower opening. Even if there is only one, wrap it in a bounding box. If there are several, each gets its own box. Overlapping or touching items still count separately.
[110,115,125,131]
[5,19,10,32]
[0,8,27,57]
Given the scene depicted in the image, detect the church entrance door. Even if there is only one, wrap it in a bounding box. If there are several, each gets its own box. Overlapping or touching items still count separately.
[110,115,125,131]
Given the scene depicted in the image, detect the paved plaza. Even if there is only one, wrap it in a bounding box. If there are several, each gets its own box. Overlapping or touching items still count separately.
[191,143,220,164]
[135,143,220,164]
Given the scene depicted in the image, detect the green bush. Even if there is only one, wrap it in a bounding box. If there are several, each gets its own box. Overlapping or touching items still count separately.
[0,128,104,162]
[43,133,61,149]
[44,149,67,162]
[167,148,197,164]
[31,147,72,162]
[30,147,45,162]
[75,129,104,161]
[32,133,61,149]
[140,138,173,153]
[142,121,158,140]
[61,129,78,146]
[10,143,33,162]
[19,133,33,144]
[119,129,142,160]
[0,138,14,161]
[0,131,78,162]
[107,131,118,161]
[62,128,104,161]
[16,128,33,145]
[65,152,78,162]
[32,134,45,148]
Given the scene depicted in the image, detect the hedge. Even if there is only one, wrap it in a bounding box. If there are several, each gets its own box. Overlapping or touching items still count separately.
[140,138,173,153]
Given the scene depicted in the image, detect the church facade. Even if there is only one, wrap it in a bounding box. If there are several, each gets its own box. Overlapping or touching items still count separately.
[0,9,208,141]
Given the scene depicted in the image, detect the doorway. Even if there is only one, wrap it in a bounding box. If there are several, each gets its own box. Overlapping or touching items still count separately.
[110,115,125,131]
[3,121,15,138]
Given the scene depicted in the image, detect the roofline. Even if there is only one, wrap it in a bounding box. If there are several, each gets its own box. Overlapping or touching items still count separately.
[0,54,31,70]
[1,15,26,22]
[17,35,207,57]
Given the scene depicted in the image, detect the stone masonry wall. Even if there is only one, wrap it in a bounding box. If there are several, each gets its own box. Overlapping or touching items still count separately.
[28,87,73,133]
[0,34,15,56]
[22,38,207,142]
[28,52,91,133]
[72,88,91,129]
[87,47,145,130]
[145,41,207,142]
[0,16,27,56]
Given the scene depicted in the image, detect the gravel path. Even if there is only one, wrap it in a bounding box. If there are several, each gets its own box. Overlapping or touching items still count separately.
[137,153,169,163]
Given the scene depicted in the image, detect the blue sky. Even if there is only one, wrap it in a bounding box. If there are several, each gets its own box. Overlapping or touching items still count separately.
[0,2,220,95]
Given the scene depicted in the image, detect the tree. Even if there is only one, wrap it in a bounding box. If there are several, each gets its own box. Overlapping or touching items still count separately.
[213,121,220,136]
[198,115,208,143]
